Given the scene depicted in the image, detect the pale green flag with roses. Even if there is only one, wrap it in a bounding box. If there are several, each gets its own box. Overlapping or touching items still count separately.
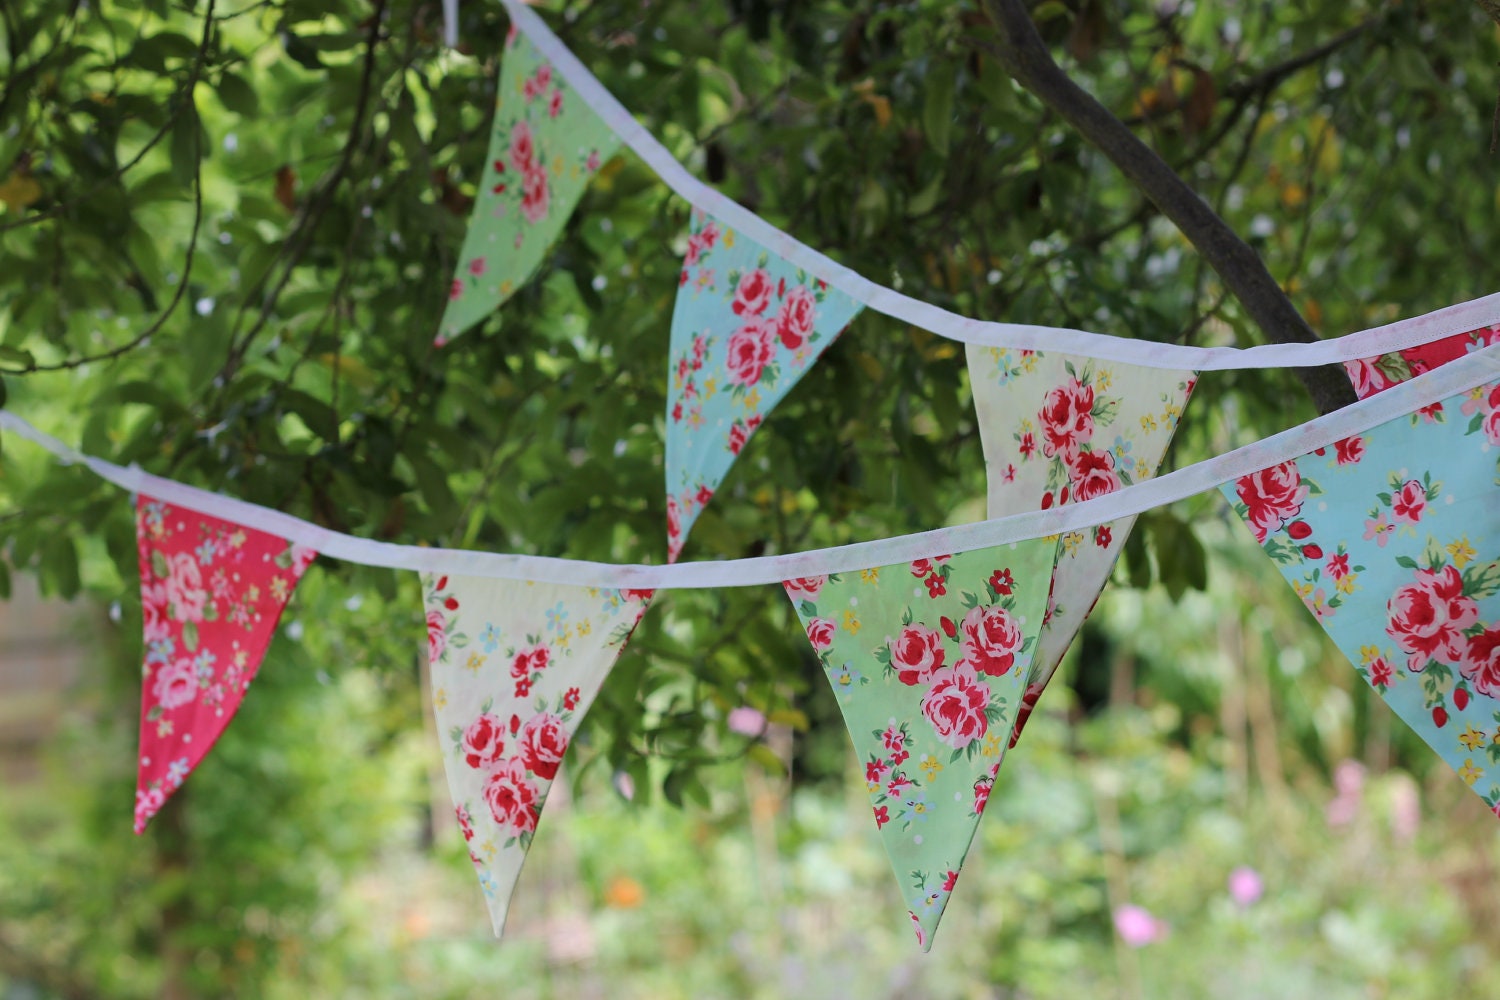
[438,28,620,346]
[421,573,653,936]
[783,539,1059,951]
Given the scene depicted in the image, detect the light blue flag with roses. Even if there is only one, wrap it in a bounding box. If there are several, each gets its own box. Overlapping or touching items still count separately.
[783,539,1060,951]
[665,209,863,560]
[421,573,654,936]
[1222,374,1500,813]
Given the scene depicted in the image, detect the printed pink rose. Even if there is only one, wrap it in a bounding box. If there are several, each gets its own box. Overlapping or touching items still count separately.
[462,713,507,771]
[509,120,536,171]
[805,617,836,650]
[1462,628,1500,697]
[482,758,541,835]
[520,713,570,780]
[889,624,946,686]
[142,581,171,643]
[731,268,775,316]
[1386,565,1480,671]
[534,63,553,91]
[468,257,486,277]
[134,787,166,831]
[1390,479,1427,524]
[957,605,1024,677]
[724,319,775,384]
[289,543,318,577]
[774,285,817,349]
[548,87,564,118]
[511,644,551,680]
[426,609,447,663]
[1334,436,1366,464]
[728,414,763,455]
[1344,357,1391,397]
[166,552,207,623]
[1235,462,1310,543]
[684,232,708,267]
[153,658,198,710]
[1069,448,1122,502]
[520,165,550,224]
[1484,408,1500,446]
[667,495,682,542]
[1327,552,1351,579]
[586,149,601,171]
[920,664,990,750]
[973,773,994,815]
[1038,378,1096,460]
[449,279,463,301]
[456,804,475,842]
[784,576,827,600]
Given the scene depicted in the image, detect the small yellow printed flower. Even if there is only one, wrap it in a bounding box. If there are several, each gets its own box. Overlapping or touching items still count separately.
[1062,531,1085,556]
[577,619,592,637]
[1359,645,1381,665]
[743,388,763,410]
[481,838,499,860]
[156,719,175,737]
[433,687,448,710]
[867,780,882,793]
[1043,533,1061,543]
[724,229,736,248]
[919,754,944,780]
[245,585,261,604]
[229,530,247,549]
[500,280,514,296]
[860,568,881,583]
[1459,759,1484,786]
[464,652,484,674]
[1292,579,1314,600]
[704,376,718,399]
[269,576,289,602]
[1140,414,1158,432]
[981,732,1003,758]
[688,410,704,430]
[1019,418,1035,433]
[1446,537,1477,569]
[1335,573,1359,595]
[1096,368,1113,392]
[557,631,572,650]
[1021,353,1039,373]
[842,609,862,635]
[987,347,1006,365]
[586,587,601,599]
[234,649,249,669]
[1460,725,1488,752]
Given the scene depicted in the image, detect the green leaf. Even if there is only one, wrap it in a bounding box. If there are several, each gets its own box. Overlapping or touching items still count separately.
[217,72,260,116]
[182,620,199,652]
[747,742,785,777]
[168,105,200,188]
[922,60,956,155]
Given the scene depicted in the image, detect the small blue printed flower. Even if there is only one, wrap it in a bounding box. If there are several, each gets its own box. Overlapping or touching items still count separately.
[166,757,191,789]
[903,791,932,824]
[480,624,502,653]
[195,540,219,566]
[545,602,569,633]
[478,870,499,898]
[145,637,176,666]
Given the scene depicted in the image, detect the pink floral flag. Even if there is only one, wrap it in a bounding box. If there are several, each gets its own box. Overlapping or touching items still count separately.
[782,538,1059,950]
[437,27,621,346]
[966,347,1197,746]
[421,573,653,935]
[134,496,316,833]
[665,208,863,560]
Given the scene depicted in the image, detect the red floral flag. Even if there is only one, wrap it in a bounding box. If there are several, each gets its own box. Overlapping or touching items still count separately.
[134,496,316,833]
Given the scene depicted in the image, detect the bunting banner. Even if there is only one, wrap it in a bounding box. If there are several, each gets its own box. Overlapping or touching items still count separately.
[436,26,621,346]
[783,539,1057,951]
[665,208,863,560]
[967,346,1197,745]
[421,572,653,936]
[1224,332,1500,810]
[133,496,316,833]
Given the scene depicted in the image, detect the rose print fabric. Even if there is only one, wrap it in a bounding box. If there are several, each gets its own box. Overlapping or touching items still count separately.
[783,539,1059,951]
[1223,371,1500,812]
[437,27,620,346]
[1344,322,1500,399]
[134,496,316,833]
[422,573,653,935]
[665,208,863,561]
[966,346,1196,745]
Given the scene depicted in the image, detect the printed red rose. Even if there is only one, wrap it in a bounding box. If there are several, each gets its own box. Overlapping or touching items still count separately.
[667,495,682,541]
[805,617,837,650]
[426,609,447,663]
[449,279,463,301]
[461,712,507,771]
[957,605,1024,677]
[482,758,541,834]
[142,581,171,643]
[1235,461,1310,543]
[1390,479,1427,524]
[774,284,817,349]
[455,804,475,842]
[511,644,551,680]
[728,420,752,455]
[548,88,563,118]
[973,773,995,815]
[153,658,198,710]
[1334,436,1366,464]
[166,552,208,623]
[519,165,550,224]
[1038,378,1096,460]
[784,576,827,600]
[1343,357,1391,398]
[1462,628,1500,698]
[1069,448,1122,502]
[889,624,946,686]
[684,232,708,267]
[508,120,536,171]
[1386,565,1480,671]
[724,319,775,385]
[519,713,570,780]
[1484,408,1500,446]
[731,268,775,316]
[920,664,991,750]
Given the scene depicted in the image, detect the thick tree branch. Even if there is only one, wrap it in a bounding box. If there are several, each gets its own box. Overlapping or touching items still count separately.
[981,0,1357,414]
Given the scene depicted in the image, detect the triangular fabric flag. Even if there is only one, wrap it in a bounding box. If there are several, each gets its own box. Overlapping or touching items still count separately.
[1222,369,1500,813]
[437,26,621,346]
[966,345,1196,745]
[783,538,1059,951]
[421,573,653,935]
[665,208,863,560]
[134,496,316,833]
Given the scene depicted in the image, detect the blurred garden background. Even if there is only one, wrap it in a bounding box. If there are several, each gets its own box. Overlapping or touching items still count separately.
[4,0,1500,996]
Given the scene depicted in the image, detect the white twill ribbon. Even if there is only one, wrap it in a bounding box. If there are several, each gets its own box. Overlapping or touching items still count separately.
[4,344,1498,588]
[498,0,1500,370]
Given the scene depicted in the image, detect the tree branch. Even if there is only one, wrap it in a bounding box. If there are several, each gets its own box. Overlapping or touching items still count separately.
[980,0,1357,414]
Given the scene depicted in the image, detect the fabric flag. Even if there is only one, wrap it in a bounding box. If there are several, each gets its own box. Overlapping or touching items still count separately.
[966,345,1196,745]
[422,573,653,935]
[437,26,621,346]
[665,208,863,561]
[783,539,1059,950]
[1222,361,1500,812]
[134,496,316,833]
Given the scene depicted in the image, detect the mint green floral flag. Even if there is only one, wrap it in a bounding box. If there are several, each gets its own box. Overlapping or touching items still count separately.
[782,539,1060,951]
[438,27,620,346]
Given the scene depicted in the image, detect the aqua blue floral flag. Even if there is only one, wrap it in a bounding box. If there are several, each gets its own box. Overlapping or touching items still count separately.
[664,209,863,560]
